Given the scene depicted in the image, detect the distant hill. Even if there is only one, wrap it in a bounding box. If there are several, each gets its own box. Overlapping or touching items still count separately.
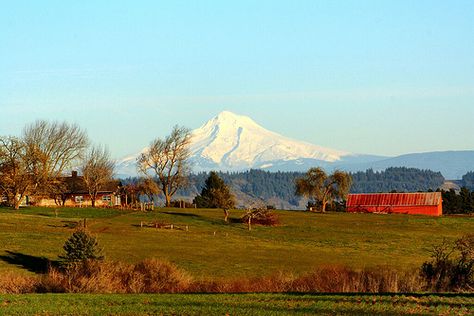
[339,151,474,180]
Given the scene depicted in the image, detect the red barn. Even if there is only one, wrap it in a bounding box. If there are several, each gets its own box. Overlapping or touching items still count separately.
[346,192,442,217]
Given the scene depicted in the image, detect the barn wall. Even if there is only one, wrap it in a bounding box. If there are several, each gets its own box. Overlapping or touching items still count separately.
[347,205,442,216]
[346,192,443,217]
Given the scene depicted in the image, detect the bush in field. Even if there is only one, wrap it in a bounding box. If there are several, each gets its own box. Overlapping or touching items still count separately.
[421,234,474,292]
[0,272,38,294]
[43,259,192,294]
[0,263,428,294]
[59,229,103,267]
[241,209,279,230]
[291,266,423,293]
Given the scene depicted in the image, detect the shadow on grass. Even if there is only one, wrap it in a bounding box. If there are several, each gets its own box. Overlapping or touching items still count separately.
[0,251,57,274]
[162,211,201,218]
[284,292,474,299]
[228,218,243,224]
[47,220,79,229]
[162,211,231,226]
[144,211,247,231]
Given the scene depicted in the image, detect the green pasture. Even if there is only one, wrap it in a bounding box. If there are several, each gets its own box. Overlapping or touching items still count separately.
[0,293,472,315]
[0,207,472,279]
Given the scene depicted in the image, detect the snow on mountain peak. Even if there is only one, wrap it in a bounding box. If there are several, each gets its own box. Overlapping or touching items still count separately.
[190,111,350,170]
[115,111,353,176]
[114,110,472,179]
[198,111,260,131]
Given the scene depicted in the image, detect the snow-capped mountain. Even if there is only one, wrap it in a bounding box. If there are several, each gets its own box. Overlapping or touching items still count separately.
[115,111,474,179]
[190,111,352,170]
[116,111,380,177]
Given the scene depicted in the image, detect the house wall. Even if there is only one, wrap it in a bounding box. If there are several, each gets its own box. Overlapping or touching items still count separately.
[33,193,121,207]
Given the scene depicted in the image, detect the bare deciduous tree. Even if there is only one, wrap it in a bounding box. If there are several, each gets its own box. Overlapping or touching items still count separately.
[0,137,34,209]
[138,178,161,203]
[47,181,69,206]
[81,146,115,208]
[23,120,89,189]
[137,126,192,207]
[123,182,141,207]
[295,168,352,213]
[241,209,279,231]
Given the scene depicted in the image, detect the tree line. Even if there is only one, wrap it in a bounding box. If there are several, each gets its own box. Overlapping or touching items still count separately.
[0,120,194,209]
[3,120,472,214]
[441,188,474,214]
[461,172,474,190]
[350,167,445,193]
[174,167,447,207]
[0,120,115,209]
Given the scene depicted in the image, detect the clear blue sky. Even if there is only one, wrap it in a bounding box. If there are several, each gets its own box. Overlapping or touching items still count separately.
[1,1,473,158]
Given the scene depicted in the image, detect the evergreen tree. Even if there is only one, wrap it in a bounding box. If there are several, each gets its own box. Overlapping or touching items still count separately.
[442,187,474,214]
[59,229,104,267]
[194,171,235,221]
[462,172,474,190]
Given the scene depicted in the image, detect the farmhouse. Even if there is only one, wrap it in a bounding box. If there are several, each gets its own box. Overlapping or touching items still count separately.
[31,171,122,207]
[346,192,442,217]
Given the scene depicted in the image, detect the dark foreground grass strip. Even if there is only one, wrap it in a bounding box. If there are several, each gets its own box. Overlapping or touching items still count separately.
[0,294,472,316]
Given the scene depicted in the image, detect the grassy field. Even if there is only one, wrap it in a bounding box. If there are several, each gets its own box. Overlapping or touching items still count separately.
[0,206,473,279]
[0,293,472,315]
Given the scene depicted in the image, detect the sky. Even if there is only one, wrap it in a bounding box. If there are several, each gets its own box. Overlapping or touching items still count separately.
[1,0,473,159]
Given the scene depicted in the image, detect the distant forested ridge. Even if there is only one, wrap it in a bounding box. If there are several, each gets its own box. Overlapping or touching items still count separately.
[181,170,302,207]
[350,167,445,193]
[123,168,474,211]
[174,167,445,208]
[123,167,446,208]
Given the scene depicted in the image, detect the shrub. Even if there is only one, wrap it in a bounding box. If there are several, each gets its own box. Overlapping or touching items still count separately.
[127,258,192,293]
[190,266,423,293]
[190,271,295,293]
[0,264,427,294]
[292,266,423,293]
[421,234,474,292]
[307,200,346,212]
[42,259,192,294]
[241,209,279,229]
[59,229,104,267]
[0,272,38,294]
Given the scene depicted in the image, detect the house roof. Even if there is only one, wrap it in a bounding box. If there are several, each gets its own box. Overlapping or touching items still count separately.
[347,192,442,207]
[61,174,120,194]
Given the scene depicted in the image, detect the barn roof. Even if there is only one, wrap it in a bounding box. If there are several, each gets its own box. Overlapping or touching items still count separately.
[347,192,442,207]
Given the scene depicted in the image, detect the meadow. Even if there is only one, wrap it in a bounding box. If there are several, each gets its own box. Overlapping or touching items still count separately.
[0,206,472,279]
[0,293,472,315]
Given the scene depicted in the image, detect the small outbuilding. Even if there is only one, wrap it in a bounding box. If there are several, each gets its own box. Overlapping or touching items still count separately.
[346,192,442,217]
